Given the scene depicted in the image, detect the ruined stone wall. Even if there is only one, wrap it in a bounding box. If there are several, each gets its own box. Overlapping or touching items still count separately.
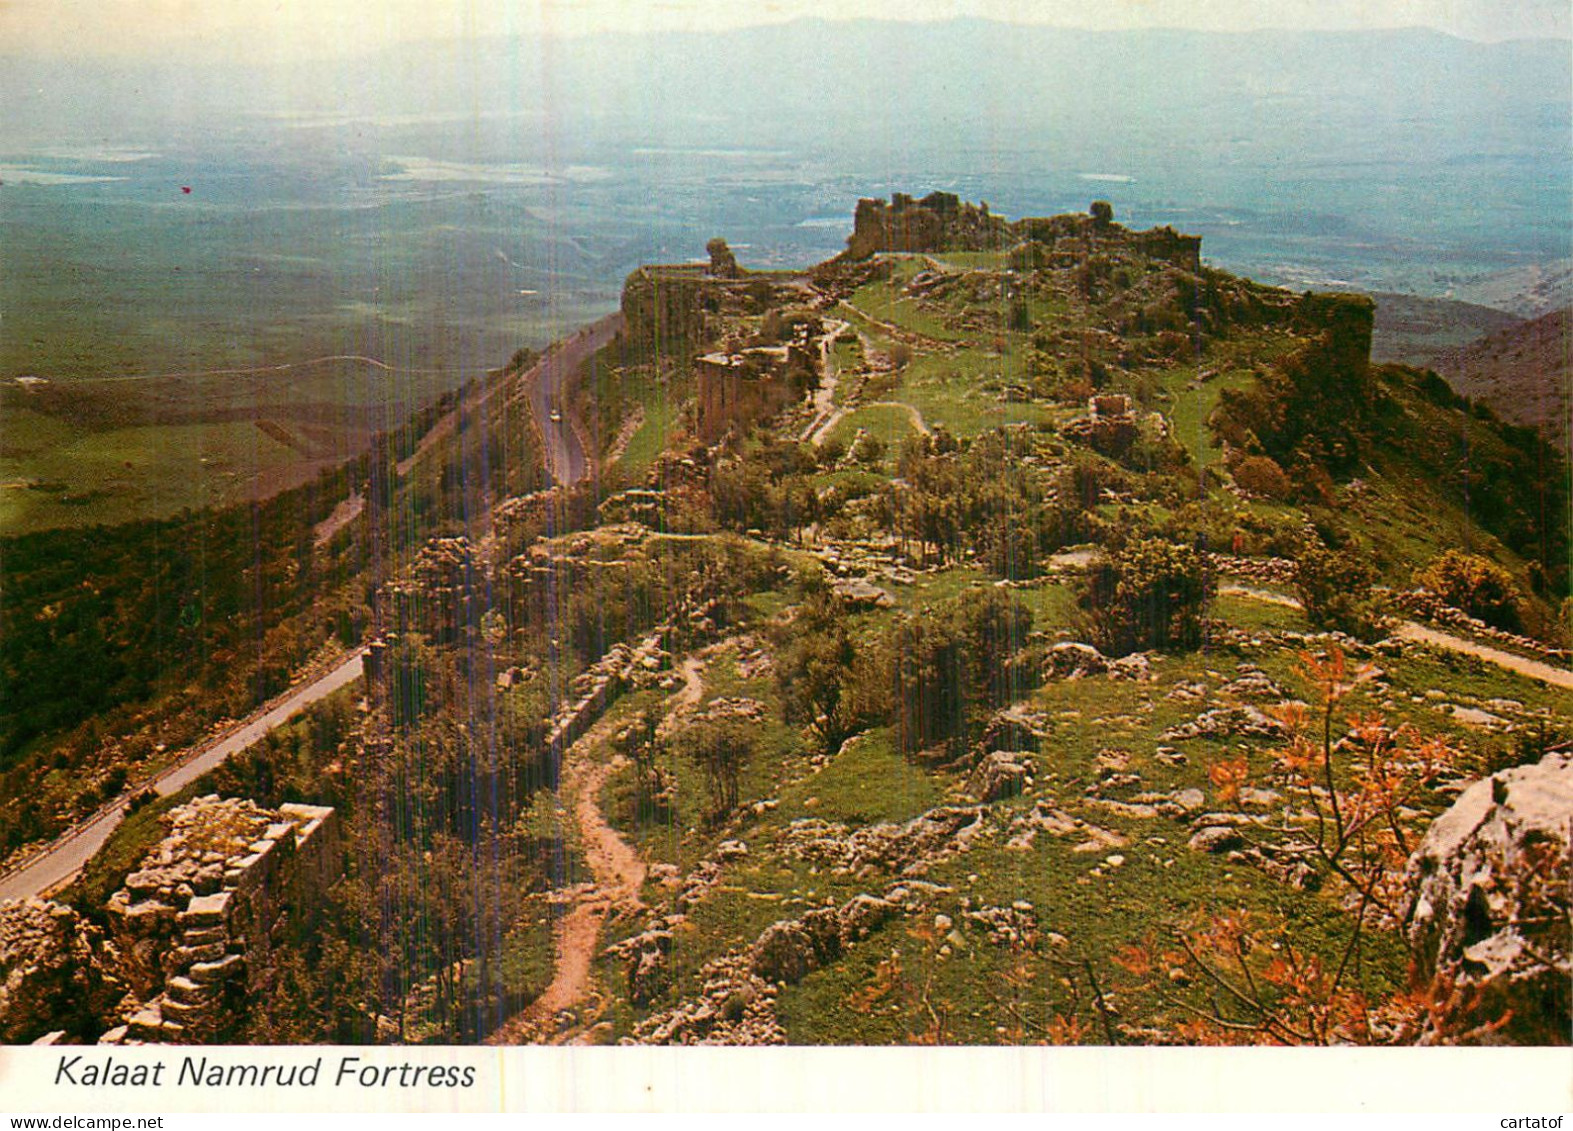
[847,193,1011,259]
[0,899,123,1044]
[847,193,1202,274]
[695,345,816,443]
[621,266,714,355]
[101,796,340,1044]
[543,629,672,755]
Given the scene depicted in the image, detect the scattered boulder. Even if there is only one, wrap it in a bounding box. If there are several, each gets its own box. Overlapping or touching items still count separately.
[1108,653,1154,682]
[607,926,676,1006]
[978,707,1048,754]
[1161,705,1287,742]
[1046,642,1107,679]
[978,750,1032,802]
[776,805,991,876]
[1219,664,1283,699]
[831,577,895,609]
[963,904,1040,950]
[1405,750,1572,1045]
[750,920,817,984]
[628,952,786,1045]
[1188,826,1245,854]
[837,894,897,940]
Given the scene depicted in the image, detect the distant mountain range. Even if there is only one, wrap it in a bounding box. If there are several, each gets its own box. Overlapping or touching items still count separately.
[6,21,1568,156]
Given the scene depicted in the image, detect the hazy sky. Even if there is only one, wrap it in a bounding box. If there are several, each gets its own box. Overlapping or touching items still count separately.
[1,0,1568,59]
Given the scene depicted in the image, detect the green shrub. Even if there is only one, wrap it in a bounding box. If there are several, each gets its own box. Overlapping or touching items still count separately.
[1083,538,1212,656]
[1232,455,1293,501]
[1417,550,1524,632]
[1295,544,1389,641]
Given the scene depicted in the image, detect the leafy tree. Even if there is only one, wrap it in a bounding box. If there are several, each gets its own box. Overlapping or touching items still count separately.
[775,585,859,754]
[1295,544,1388,641]
[674,719,754,822]
[1084,538,1212,656]
[892,588,1033,755]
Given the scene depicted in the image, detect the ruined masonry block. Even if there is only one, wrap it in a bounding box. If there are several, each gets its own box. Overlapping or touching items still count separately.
[121,900,177,925]
[180,926,227,947]
[166,976,221,1005]
[178,891,231,926]
[158,998,208,1024]
[127,1007,165,1041]
[171,942,227,967]
[188,955,243,984]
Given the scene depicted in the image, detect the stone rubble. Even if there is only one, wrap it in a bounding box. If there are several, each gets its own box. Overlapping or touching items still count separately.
[776,805,993,876]
[0,899,124,1045]
[1160,705,1288,742]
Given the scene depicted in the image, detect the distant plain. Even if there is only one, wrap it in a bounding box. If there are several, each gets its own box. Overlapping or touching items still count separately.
[1,22,1567,532]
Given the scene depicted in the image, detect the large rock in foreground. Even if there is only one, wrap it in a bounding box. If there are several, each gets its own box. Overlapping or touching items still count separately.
[1405,750,1571,1044]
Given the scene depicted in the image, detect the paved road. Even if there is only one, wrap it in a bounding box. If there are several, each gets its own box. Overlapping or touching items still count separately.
[524,313,623,485]
[0,650,365,903]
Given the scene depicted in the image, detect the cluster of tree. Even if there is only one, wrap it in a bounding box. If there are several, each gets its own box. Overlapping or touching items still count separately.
[881,429,1106,577]
[774,575,1035,760]
[1082,536,1213,657]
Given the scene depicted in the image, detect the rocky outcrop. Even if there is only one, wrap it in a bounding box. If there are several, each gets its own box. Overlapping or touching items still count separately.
[1045,641,1108,680]
[1405,749,1572,1045]
[977,750,1032,803]
[777,805,992,876]
[627,951,786,1046]
[749,893,899,984]
[0,899,124,1044]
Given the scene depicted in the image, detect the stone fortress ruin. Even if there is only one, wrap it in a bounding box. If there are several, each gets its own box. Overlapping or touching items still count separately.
[0,795,339,1045]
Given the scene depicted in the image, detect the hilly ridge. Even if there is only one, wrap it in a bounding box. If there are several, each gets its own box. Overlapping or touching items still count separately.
[1430,309,1571,450]
[4,194,1566,1048]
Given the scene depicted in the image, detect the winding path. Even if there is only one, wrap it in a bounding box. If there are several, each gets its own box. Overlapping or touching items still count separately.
[484,708,647,1045]
[1219,583,1573,690]
[487,657,702,1044]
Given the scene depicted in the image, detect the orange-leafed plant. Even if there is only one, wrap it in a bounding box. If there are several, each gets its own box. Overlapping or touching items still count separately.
[1269,646,1452,931]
